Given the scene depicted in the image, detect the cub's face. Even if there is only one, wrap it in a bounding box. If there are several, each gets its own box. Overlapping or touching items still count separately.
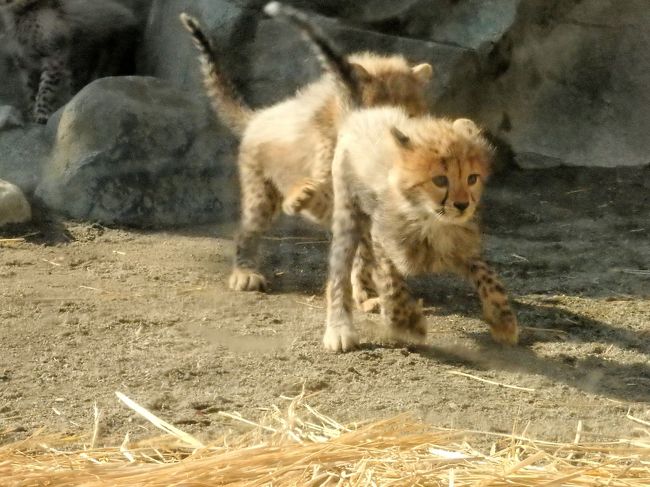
[391,119,492,224]
[354,63,433,117]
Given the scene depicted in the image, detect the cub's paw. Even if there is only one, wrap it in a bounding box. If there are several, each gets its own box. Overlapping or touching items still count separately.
[487,309,519,345]
[282,178,320,215]
[353,282,379,314]
[34,114,48,124]
[358,297,380,314]
[228,268,268,292]
[323,325,359,352]
[387,300,427,343]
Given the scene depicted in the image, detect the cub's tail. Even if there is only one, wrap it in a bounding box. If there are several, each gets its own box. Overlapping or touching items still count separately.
[180,13,253,136]
[263,2,364,109]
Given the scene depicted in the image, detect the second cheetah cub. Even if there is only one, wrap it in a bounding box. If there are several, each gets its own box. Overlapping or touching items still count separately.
[324,107,519,351]
[181,4,433,295]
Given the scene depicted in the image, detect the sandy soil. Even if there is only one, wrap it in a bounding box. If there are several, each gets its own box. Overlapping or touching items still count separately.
[1,166,649,446]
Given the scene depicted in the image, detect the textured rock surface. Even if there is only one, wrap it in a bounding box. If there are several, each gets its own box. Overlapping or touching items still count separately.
[438,0,650,168]
[0,178,31,226]
[0,124,51,194]
[36,76,238,227]
[1,0,648,228]
[140,0,649,169]
[0,105,24,130]
[139,0,472,110]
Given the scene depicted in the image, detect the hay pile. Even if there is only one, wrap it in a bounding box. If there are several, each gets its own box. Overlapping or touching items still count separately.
[2,391,649,486]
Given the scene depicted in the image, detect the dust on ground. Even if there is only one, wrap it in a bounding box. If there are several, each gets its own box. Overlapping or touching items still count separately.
[1,166,649,446]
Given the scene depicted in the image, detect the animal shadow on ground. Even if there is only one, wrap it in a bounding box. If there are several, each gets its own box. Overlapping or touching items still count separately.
[258,225,650,403]
[407,291,650,403]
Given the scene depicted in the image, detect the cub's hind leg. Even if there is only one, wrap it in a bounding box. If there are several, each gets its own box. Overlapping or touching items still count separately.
[373,240,427,342]
[464,259,519,345]
[229,153,281,292]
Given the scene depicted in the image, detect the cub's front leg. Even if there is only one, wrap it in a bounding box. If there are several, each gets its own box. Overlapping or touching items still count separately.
[465,259,519,345]
[351,221,380,313]
[323,172,361,352]
[282,177,332,224]
[282,137,335,222]
[373,240,427,342]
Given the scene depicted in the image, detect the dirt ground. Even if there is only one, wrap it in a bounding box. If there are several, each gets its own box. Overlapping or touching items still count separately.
[1,165,649,447]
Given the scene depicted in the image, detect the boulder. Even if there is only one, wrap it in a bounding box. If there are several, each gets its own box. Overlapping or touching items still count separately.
[140,0,649,169]
[138,0,473,110]
[36,76,238,227]
[352,0,520,50]
[433,0,650,168]
[0,123,51,194]
[0,179,31,226]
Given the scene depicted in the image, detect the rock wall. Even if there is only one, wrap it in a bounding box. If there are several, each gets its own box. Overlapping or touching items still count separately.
[138,0,650,169]
[0,0,648,227]
[36,77,239,227]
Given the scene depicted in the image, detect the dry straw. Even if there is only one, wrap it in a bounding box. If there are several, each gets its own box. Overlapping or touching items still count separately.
[1,391,649,486]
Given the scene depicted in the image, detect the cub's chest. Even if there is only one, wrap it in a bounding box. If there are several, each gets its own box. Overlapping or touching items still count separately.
[376,216,482,275]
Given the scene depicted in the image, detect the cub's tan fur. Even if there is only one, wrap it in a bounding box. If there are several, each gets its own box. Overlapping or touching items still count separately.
[181,10,433,296]
[324,106,519,351]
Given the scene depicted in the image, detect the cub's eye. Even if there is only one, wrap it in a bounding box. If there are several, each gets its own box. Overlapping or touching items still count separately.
[432,175,448,187]
[467,174,480,185]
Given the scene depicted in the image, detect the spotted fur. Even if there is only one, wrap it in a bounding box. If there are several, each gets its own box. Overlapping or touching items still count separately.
[1,0,135,123]
[324,107,519,352]
[180,6,433,300]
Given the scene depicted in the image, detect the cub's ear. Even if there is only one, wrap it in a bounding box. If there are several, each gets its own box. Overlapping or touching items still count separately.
[411,63,433,83]
[452,118,481,138]
[350,63,372,83]
[390,127,412,149]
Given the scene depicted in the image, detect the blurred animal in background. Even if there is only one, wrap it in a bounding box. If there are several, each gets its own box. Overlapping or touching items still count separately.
[180,3,433,300]
[0,0,136,124]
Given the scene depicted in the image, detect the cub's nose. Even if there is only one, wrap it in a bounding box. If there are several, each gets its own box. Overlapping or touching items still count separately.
[454,201,469,212]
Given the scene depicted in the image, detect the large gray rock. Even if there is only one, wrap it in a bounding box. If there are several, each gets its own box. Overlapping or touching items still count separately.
[0,123,51,194]
[139,0,472,110]
[36,76,238,227]
[351,0,520,50]
[434,0,650,168]
[139,0,649,169]
[0,178,31,226]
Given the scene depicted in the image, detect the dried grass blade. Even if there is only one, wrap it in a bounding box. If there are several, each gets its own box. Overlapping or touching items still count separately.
[115,391,204,448]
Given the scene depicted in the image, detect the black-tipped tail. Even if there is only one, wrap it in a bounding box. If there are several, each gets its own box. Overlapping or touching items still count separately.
[264,2,363,107]
[179,13,252,136]
[180,13,213,58]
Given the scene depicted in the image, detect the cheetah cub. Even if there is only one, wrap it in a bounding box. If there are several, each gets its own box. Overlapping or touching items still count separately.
[324,107,519,351]
[181,4,433,298]
[0,0,135,123]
